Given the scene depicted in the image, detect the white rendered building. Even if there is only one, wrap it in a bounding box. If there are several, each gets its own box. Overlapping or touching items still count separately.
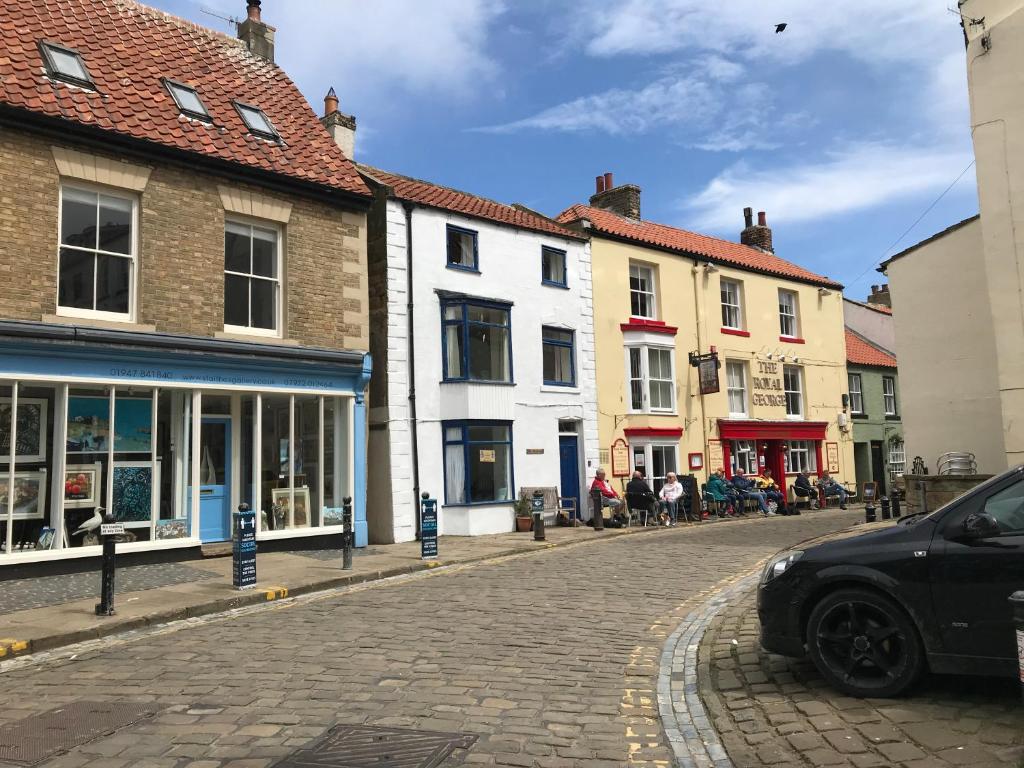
[361,167,599,540]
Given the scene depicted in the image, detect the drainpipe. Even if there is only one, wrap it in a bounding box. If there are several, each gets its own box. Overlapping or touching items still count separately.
[691,262,710,466]
[402,200,422,539]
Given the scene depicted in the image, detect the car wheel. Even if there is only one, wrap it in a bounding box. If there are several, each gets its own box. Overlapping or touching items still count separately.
[806,588,924,698]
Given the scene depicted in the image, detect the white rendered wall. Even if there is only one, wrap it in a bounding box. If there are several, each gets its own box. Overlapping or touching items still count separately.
[381,200,598,538]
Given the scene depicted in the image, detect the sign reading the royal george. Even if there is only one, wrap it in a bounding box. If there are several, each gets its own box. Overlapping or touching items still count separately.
[752,361,786,407]
[232,508,257,590]
[421,498,438,560]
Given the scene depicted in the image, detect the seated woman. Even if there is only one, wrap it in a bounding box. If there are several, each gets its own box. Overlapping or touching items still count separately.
[705,470,738,516]
[658,471,684,525]
[756,468,790,515]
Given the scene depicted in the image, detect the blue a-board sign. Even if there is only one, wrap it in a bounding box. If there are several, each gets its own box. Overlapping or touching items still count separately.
[232,509,257,589]
[421,498,438,560]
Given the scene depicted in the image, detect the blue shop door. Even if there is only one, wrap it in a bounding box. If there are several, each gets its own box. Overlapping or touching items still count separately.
[195,417,232,543]
[559,435,581,520]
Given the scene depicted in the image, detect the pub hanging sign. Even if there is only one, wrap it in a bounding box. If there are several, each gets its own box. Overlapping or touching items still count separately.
[689,351,721,395]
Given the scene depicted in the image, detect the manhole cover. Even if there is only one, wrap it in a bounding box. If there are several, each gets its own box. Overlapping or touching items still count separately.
[275,724,478,768]
[0,700,157,766]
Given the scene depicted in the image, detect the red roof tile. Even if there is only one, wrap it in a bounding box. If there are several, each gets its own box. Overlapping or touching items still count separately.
[845,329,897,368]
[361,166,585,241]
[557,204,842,289]
[0,0,369,198]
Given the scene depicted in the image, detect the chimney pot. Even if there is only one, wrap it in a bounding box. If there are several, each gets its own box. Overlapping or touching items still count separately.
[324,87,339,117]
[595,175,605,194]
[246,0,261,21]
[603,172,613,190]
[741,207,773,253]
[238,0,274,61]
[758,211,767,227]
[743,207,753,228]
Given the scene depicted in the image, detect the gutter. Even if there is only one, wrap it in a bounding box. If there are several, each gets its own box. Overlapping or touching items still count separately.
[403,201,423,539]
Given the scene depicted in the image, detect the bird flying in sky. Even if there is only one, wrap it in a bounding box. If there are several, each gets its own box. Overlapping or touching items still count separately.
[775,23,788,33]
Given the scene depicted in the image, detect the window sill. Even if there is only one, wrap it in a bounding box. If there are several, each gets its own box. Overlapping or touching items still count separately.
[215,330,297,345]
[851,413,868,420]
[442,501,515,508]
[440,379,516,386]
[884,414,901,421]
[627,411,679,417]
[720,327,750,338]
[446,264,481,274]
[44,313,155,332]
[779,336,805,344]
[541,280,570,290]
[541,383,579,392]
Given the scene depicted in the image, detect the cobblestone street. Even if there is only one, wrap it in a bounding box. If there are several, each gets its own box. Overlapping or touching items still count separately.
[0,510,1020,768]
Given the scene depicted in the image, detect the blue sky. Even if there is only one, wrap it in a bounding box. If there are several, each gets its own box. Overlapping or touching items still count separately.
[156,0,977,299]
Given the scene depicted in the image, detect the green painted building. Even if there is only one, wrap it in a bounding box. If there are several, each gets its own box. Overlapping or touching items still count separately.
[846,328,903,496]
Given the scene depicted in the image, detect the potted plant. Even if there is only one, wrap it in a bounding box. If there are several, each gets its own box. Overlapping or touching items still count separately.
[514,491,533,532]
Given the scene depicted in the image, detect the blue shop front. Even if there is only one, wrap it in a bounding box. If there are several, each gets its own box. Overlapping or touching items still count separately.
[0,322,371,564]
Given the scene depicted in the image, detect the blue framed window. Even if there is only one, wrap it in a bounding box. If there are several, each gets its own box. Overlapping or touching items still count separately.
[441,299,512,383]
[443,421,514,505]
[541,246,567,287]
[542,327,575,386]
[446,224,479,271]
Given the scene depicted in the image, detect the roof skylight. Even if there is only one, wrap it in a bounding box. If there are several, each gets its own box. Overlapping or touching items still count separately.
[234,101,279,141]
[39,41,94,89]
[164,79,211,121]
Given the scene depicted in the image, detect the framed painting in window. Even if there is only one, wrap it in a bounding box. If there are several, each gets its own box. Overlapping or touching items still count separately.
[0,398,48,463]
[64,462,102,509]
[0,469,47,519]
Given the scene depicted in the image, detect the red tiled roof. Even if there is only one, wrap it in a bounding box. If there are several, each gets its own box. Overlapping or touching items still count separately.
[361,166,585,241]
[845,329,897,368]
[0,0,369,198]
[845,297,892,315]
[557,204,842,289]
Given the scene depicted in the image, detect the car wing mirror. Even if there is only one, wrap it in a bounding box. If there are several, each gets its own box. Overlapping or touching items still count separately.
[962,512,1001,539]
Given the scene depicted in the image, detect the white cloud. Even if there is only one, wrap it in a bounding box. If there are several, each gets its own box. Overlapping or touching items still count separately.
[683,143,975,231]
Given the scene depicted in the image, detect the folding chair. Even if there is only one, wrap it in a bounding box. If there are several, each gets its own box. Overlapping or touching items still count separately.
[624,492,653,527]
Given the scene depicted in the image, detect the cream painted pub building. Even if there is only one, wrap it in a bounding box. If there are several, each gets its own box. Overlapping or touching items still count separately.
[558,175,854,494]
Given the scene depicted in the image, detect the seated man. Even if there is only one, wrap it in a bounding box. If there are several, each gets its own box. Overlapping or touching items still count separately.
[658,471,684,525]
[706,470,738,516]
[732,472,774,516]
[590,469,623,516]
[793,471,819,509]
[625,470,658,523]
[817,471,849,509]
[756,468,790,515]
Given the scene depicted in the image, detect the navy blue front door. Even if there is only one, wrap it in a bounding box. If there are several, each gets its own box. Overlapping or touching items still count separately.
[559,435,581,519]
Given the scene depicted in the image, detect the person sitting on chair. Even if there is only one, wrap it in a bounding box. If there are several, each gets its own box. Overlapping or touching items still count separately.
[658,471,684,526]
[817,471,849,509]
[706,470,738,516]
[793,471,818,509]
[731,473,774,516]
[625,470,658,524]
[756,468,790,515]
[591,469,623,511]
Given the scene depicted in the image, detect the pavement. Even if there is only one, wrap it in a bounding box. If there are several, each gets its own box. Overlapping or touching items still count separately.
[0,507,1019,768]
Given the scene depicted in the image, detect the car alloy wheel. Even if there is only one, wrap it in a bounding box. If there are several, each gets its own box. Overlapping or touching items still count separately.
[806,588,924,698]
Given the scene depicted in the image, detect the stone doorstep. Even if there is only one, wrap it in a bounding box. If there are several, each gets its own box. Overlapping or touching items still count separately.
[3,523,681,660]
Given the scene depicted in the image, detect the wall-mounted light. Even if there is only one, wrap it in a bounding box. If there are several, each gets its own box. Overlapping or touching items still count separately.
[779,355,787,363]
[766,353,773,360]
[792,356,800,363]
[704,262,719,273]
[818,287,832,297]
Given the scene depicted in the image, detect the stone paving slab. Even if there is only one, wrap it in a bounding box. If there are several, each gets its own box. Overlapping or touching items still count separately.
[697,584,1024,767]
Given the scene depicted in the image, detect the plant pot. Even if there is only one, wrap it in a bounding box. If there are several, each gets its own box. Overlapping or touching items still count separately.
[515,516,533,532]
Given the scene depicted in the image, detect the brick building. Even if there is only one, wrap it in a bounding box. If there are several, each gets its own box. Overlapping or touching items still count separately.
[0,0,372,564]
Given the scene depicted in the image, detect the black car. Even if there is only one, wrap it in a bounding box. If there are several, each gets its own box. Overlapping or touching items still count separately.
[758,465,1024,697]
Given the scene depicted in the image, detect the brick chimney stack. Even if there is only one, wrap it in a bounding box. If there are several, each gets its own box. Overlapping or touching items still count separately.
[320,87,357,159]
[237,0,276,62]
[868,284,892,308]
[588,172,641,220]
[740,207,773,253]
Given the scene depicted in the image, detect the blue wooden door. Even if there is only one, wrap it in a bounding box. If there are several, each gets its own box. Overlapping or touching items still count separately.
[559,435,581,519]
[197,417,232,543]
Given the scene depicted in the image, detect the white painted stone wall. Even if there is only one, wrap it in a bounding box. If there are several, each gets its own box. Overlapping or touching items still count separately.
[378,199,598,539]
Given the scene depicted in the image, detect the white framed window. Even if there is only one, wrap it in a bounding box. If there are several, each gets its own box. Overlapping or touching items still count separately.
[783,365,803,418]
[848,373,863,414]
[624,345,675,413]
[785,440,817,474]
[726,361,748,417]
[732,440,757,476]
[888,440,905,483]
[629,263,656,319]
[631,443,678,494]
[883,376,897,416]
[224,219,282,337]
[721,279,743,329]
[58,184,137,321]
[778,289,798,338]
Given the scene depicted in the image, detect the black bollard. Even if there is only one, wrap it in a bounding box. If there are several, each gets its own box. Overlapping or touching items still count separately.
[95,508,116,616]
[865,503,877,524]
[532,490,546,542]
[891,490,901,519]
[1010,591,1024,703]
[880,497,891,520]
[590,488,604,530]
[342,496,353,570]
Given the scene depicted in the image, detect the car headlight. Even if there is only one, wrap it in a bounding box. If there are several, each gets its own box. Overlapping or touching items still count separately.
[761,550,803,584]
